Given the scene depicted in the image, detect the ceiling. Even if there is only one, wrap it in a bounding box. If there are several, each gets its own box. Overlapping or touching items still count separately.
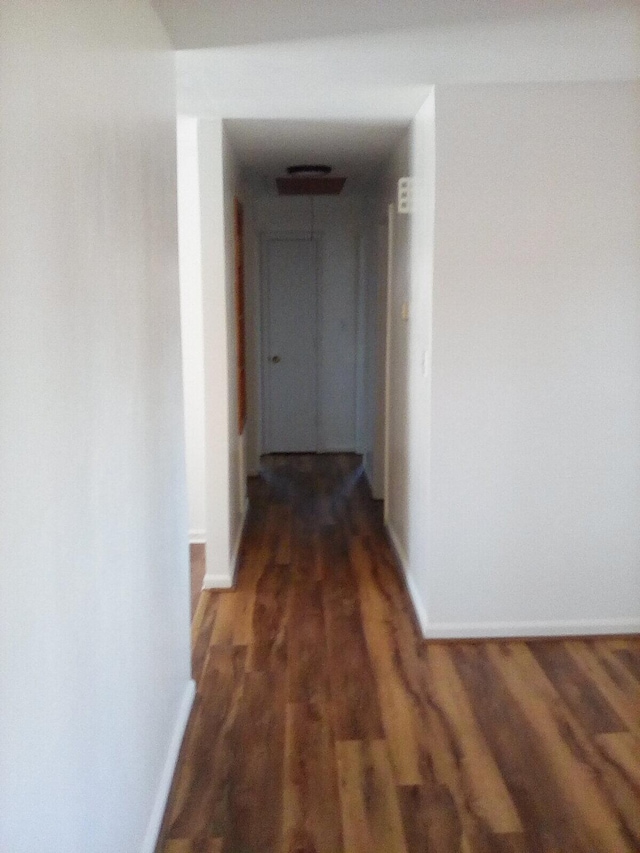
[155,0,633,50]
[174,1,637,195]
[225,119,411,192]
[177,9,638,121]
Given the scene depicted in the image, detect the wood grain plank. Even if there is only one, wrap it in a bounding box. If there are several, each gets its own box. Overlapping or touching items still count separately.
[165,647,246,842]
[335,740,408,853]
[351,537,422,785]
[246,560,289,674]
[190,543,207,620]
[452,643,605,853]
[164,841,222,853]
[321,533,384,740]
[425,644,522,835]
[397,784,463,853]
[164,455,640,853]
[221,669,286,853]
[613,645,640,685]
[283,702,343,853]
[488,643,639,852]
[529,641,625,734]
[191,593,219,683]
[592,639,640,698]
[596,732,640,792]
[208,593,239,647]
[565,641,640,733]
[287,575,329,705]
[274,504,292,565]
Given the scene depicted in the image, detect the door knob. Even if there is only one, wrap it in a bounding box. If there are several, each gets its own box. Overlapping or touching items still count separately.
[271,355,281,364]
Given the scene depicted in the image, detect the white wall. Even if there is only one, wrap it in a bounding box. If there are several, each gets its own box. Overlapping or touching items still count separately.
[382,137,412,563]
[178,117,207,542]
[406,94,436,634]
[161,0,637,51]
[221,127,248,569]
[0,3,193,852]
[245,194,363,471]
[360,206,389,499]
[362,95,436,603]
[427,82,640,637]
[181,119,247,585]
[170,4,639,85]
[175,4,639,130]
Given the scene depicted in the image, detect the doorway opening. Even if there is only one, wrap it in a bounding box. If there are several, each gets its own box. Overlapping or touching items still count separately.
[176,104,435,618]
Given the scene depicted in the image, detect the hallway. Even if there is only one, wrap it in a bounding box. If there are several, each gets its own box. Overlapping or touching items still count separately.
[160,455,640,853]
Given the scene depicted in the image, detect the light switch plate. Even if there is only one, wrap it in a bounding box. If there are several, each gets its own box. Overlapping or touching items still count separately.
[398,177,413,214]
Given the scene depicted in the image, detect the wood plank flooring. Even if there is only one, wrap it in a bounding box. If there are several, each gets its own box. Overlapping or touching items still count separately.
[190,543,206,619]
[159,454,640,853]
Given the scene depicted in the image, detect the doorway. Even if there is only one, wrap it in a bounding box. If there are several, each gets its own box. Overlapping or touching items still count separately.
[255,198,362,461]
[261,233,320,453]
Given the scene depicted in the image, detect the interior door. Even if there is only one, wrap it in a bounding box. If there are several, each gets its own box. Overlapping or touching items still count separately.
[262,234,318,453]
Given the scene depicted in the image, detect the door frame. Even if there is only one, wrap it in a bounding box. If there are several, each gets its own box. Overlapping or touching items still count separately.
[259,230,321,455]
[383,203,395,521]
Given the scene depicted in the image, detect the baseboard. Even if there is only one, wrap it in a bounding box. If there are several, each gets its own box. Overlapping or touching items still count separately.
[384,523,640,640]
[422,618,640,640]
[141,678,196,853]
[202,573,234,589]
[202,498,249,590]
[385,521,430,637]
[189,529,206,544]
[404,567,430,636]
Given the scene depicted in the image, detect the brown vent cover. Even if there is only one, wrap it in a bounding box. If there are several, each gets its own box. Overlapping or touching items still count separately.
[276,176,347,196]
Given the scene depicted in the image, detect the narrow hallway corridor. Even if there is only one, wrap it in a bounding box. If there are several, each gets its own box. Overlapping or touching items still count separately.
[160,455,640,853]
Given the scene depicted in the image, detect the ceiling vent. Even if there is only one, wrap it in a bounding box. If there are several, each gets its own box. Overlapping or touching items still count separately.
[276,164,346,196]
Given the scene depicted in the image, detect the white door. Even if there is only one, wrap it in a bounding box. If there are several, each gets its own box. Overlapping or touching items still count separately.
[262,234,318,453]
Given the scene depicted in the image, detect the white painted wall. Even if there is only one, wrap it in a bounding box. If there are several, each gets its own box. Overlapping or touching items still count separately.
[221,128,248,566]
[178,117,207,542]
[180,119,247,584]
[245,194,363,471]
[167,2,639,87]
[382,138,412,565]
[0,3,193,852]
[427,82,640,637]
[361,95,436,614]
[406,94,437,635]
[176,6,639,122]
[360,208,389,499]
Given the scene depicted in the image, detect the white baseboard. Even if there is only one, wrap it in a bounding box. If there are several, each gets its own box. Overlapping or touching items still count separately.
[382,523,640,641]
[404,567,430,636]
[202,498,249,590]
[422,618,640,640]
[385,520,408,572]
[202,573,234,589]
[385,521,430,637]
[189,529,206,544]
[140,678,196,853]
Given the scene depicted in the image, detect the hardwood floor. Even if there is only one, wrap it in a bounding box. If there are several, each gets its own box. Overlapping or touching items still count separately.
[160,454,640,853]
[190,543,206,619]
